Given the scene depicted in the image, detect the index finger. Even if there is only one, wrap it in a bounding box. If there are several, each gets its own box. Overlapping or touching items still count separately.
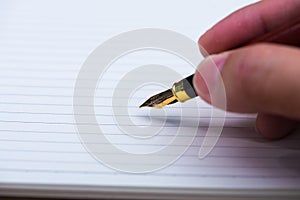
[199,0,300,55]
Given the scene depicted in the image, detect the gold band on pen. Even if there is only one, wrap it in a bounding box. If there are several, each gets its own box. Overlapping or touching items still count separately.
[172,80,193,102]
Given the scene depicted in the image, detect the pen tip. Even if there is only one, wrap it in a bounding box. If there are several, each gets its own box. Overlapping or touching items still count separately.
[139,99,155,108]
[139,104,147,108]
[139,89,177,108]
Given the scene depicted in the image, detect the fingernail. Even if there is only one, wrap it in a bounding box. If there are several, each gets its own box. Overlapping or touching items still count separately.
[193,53,228,102]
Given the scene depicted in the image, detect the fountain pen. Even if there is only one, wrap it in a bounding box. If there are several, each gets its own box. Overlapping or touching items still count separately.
[139,18,300,109]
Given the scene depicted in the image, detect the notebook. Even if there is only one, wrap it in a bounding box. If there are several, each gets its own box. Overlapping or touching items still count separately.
[0,0,300,199]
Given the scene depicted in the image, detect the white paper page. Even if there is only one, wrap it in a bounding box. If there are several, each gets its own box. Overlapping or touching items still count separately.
[0,0,300,198]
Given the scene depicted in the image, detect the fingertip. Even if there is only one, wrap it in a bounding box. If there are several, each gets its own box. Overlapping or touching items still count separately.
[193,61,210,104]
[193,53,228,104]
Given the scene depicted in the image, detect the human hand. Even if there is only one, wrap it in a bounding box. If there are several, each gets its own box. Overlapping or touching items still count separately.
[193,0,300,139]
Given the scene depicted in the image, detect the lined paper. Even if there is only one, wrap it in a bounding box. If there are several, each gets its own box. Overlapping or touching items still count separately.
[0,0,300,198]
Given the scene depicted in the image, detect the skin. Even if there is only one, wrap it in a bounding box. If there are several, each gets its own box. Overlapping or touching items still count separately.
[195,0,300,139]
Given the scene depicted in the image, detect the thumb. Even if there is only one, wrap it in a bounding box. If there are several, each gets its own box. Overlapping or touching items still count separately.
[193,43,300,120]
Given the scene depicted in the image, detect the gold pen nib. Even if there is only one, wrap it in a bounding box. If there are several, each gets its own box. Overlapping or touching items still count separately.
[139,89,178,109]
